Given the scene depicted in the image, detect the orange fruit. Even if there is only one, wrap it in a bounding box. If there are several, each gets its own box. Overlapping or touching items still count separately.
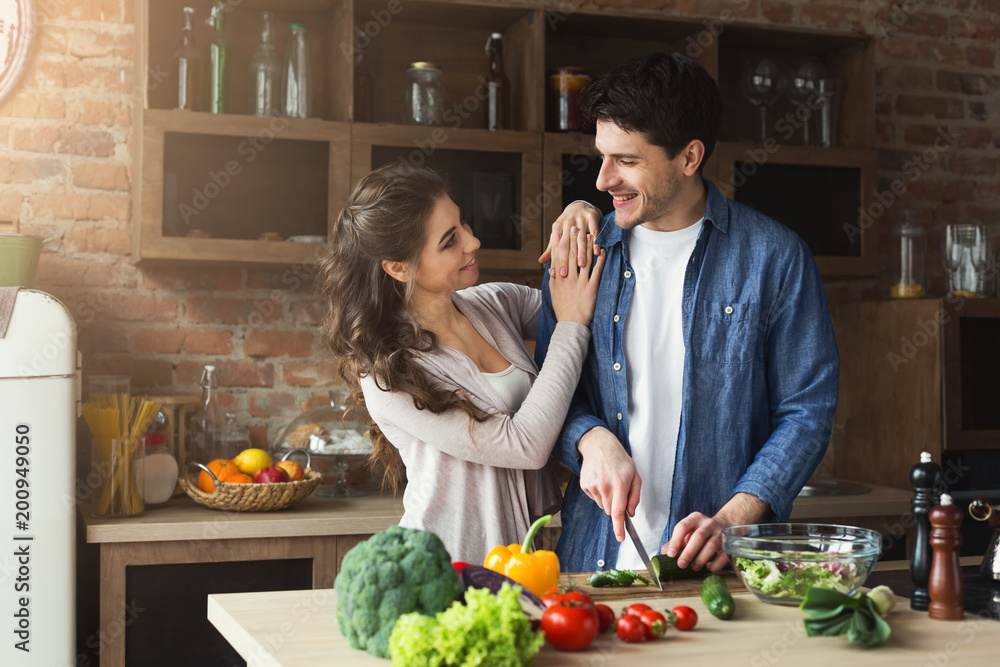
[275,460,305,482]
[224,473,254,484]
[198,459,237,493]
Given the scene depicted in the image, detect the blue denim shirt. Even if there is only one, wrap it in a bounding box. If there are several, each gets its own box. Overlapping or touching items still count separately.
[534,179,840,573]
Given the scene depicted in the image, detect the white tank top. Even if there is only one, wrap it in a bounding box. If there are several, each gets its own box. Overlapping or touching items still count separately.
[481,363,533,411]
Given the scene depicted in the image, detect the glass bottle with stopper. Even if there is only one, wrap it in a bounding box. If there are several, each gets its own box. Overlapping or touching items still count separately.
[249,11,281,117]
[174,6,200,111]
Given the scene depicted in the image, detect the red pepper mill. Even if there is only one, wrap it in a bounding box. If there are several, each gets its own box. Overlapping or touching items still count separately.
[928,493,965,621]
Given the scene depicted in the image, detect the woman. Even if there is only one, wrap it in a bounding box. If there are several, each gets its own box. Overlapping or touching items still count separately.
[319,163,605,563]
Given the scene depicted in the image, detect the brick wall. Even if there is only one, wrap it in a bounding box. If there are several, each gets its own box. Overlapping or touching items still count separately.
[1,0,998,448]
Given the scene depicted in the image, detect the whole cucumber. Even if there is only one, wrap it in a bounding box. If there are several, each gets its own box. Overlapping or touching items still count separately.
[701,574,735,620]
[650,553,699,581]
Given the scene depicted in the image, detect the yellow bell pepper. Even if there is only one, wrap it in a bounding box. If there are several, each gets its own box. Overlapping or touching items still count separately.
[484,514,560,598]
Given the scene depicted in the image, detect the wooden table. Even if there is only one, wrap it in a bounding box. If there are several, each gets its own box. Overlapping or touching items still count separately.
[208,580,1000,666]
[81,494,404,667]
[83,480,912,666]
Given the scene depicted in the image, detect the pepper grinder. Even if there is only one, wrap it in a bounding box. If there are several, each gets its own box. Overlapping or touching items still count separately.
[910,451,942,611]
[928,493,964,620]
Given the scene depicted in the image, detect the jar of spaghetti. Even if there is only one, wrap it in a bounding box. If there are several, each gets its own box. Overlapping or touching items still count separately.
[548,67,591,132]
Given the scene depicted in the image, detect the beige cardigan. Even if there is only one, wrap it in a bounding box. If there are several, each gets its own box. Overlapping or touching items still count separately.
[360,282,591,564]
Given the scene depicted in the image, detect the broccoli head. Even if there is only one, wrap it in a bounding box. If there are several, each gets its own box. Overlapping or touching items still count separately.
[335,526,460,658]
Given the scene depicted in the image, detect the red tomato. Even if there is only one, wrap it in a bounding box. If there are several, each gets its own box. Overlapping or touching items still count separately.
[541,589,594,610]
[541,602,599,651]
[671,605,698,631]
[561,590,595,607]
[541,588,562,608]
[594,603,616,633]
[638,609,667,640]
[615,614,646,643]
[625,602,652,618]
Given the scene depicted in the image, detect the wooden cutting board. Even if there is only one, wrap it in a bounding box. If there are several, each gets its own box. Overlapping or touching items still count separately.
[559,570,744,602]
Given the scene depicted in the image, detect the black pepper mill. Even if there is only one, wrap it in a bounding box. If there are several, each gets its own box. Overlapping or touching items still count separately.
[911,451,942,611]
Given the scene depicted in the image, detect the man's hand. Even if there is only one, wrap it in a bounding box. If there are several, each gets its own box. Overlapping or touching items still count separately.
[662,493,770,573]
[577,426,641,544]
[539,201,601,272]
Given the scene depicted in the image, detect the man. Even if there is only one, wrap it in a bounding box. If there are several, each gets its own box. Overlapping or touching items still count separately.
[534,52,839,574]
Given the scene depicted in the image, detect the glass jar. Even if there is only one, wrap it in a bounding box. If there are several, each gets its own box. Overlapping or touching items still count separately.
[404,62,445,126]
[91,437,144,518]
[548,67,591,132]
[889,216,926,299]
[143,434,179,506]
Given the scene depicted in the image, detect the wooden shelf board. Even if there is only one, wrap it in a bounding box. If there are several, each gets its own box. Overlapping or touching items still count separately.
[138,237,325,267]
[144,108,350,142]
[352,122,542,152]
[355,0,535,31]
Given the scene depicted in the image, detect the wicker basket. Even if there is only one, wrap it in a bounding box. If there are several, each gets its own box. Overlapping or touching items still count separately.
[179,450,321,512]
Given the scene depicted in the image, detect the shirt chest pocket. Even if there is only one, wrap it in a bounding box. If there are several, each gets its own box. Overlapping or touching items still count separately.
[692,301,763,365]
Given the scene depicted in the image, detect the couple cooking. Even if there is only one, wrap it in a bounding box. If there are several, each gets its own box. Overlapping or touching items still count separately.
[319,52,840,572]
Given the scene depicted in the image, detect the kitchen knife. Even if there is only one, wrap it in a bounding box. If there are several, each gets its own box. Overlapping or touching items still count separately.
[624,513,663,590]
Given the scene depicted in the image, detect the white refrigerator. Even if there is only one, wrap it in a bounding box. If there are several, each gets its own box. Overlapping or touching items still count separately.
[0,289,80,665]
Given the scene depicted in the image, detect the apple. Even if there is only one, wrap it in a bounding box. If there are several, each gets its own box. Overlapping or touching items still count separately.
[253,466,290,484]
[275,460,305,482]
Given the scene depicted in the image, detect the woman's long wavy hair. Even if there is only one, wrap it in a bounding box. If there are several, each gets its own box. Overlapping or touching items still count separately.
[318,163,490,491]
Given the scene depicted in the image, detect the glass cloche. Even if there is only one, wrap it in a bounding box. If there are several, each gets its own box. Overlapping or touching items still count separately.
[272,390,373,497]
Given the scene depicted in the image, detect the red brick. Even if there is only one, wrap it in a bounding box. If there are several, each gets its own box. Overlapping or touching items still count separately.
[249,424,269,449]
[134,329,186,354]
[40,26,69,54]
[283,361,342,387]
[79,99,130,125]
[186,297,283,325]
[248,393,299,418]
[877,65,934,91]
[290,300,326,327]
[303,394,338,411]
[244,331,313,358]
[32,61,66,88]
[0,94,67,119]
[77,324,129,353]
[246,268,317,293]
[219,360,274,388]
[760,0,795,23]
[676,0,756,18]
[176,361,213,387]
[978,182,1000,201]
[949,16,1000,40]
[903,124,949,145]
[67,29,119,58]
[11,157,67,184]
[937,71,999,96]
[11,126,60,153]
[61,224,132,255]
[182,329,234,355]
[594,0,676,10]
[72,162,129,190]
[951,155,999,177]
[875,8,949,38]
[75,295,178,324]
[32,193,130,221]
[0,156,9,183]
[83,359,174,389]
[61,0,123,23]
[800,3,866,31]
[966,46,996,69]
[55,129,116,157]
[895,95,964,120]
[142,267,242,291]
[955,127,993,149]
[0,190,23,217]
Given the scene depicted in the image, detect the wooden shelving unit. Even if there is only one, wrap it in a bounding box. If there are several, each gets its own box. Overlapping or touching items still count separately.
[134,0,878,274]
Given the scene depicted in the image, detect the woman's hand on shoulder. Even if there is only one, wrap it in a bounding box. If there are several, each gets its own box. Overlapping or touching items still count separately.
[549,225,606,326]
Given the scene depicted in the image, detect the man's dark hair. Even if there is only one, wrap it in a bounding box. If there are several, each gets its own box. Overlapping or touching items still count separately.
[581,52,723,173]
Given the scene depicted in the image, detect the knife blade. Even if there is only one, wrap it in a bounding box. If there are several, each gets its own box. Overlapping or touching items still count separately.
[624,513,663,590]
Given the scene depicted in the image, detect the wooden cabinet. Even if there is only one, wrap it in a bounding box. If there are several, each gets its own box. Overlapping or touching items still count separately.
[134,1,877,274]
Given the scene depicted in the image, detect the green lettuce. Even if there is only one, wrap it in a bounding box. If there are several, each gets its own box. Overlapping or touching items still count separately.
[388,582,543,666]
[735,557,856,598]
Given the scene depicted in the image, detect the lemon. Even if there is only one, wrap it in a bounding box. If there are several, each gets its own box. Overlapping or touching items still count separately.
[233,448,272,476]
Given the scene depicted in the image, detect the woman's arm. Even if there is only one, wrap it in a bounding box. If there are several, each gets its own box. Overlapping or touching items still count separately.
[361,320,590,470]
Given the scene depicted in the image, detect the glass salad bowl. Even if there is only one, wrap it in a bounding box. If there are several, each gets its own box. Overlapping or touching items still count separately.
[271,390,374,498]
[722,523,882,606]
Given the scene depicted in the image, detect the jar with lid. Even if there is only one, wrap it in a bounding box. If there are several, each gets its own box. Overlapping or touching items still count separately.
[890,214,926,299]
[548,67,591,132]
[143,434,179,506]
[404,62,445,126]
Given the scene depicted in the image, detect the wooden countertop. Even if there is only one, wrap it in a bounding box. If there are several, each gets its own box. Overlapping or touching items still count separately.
[82,479,910,545]
[208,585,1000,666]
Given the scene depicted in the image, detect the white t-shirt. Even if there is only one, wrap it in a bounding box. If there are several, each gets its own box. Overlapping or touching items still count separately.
[615,218,704,570]
[481,363,533,411]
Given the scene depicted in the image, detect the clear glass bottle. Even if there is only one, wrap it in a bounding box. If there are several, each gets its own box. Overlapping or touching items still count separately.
[283,23,312,119]
[890,214,926,299]
[203,1,234,114]
[485,33,509,131]
[354,49,374,123]
[174,6,200,111]
[249,11,281,117]
[199,365,222,461]
[404,62,445,126]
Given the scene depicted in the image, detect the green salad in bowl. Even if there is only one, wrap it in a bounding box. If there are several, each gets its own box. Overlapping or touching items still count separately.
[723,524,881,606]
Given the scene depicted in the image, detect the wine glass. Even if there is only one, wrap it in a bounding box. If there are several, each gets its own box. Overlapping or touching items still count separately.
[943,223,987,297]
[786,61,826,146]
[740,59,784,143]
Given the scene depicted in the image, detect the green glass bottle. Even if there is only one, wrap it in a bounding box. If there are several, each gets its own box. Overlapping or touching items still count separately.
[204,1,234,114]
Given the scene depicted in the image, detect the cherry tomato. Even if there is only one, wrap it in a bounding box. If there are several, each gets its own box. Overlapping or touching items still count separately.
[541,601,599,651]
[615,614,646,643]
[638,609,667,640]
[561,590,595,607]
[594,603,616,633]
[625,602,653,618]
[670,605,698,631]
